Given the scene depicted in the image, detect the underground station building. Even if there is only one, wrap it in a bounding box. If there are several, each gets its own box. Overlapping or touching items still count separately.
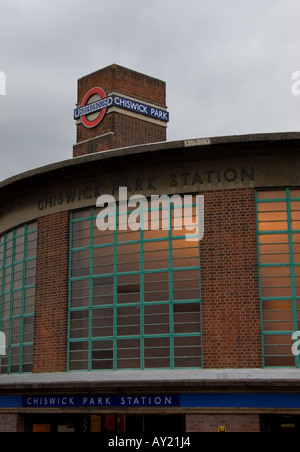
[1,64,300,432]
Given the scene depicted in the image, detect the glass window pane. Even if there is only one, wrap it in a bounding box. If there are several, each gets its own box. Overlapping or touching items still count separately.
[12,291,22,317]
[92,277,113,307]
[117,338,140,369]
[92,340,113,370]
[72,210,90,220]
[257,190,286,200]
[69,342,88,371]
[71,279,90,309]
[71,249,90,278]
[70,310,89,339]
[144,304,169,335]
[22,345,34,373]
[263,335,295,367]
[173,270,200,300]
[172,240,199,268]
[117,243,140,273]
[144,241,169,271]
[173,303,201,334]
[93,225,115,246]
[26,232,37,258]
[144,272,169,303]
[23,316,34,343]
[24,287,35,315]
[117,306,140,336]
[92,308,114,338]
[117,274,140,304]
[174,336,202,368]
[293,234,300,263]
[72,220,91,248]
[144,337,170,369]
[93,246,114,275]
[25,260,36,286]
[291,190,300,199]
[11,318,21,345]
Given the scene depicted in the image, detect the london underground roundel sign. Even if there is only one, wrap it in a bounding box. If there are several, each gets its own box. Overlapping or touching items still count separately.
[74,87,112,129]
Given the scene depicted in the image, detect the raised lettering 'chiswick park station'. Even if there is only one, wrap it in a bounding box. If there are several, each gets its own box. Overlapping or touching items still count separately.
[1,65,300,433]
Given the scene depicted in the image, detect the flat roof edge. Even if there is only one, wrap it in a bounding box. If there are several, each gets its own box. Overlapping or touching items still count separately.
[1,132,300,191]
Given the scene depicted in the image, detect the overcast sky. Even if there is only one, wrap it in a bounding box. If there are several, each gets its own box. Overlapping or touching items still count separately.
[0,0,300,181]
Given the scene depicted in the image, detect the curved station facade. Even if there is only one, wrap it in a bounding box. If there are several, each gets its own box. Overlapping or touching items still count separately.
[1,65,300,432]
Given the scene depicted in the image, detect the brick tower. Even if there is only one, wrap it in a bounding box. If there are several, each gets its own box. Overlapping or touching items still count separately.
[73,64,168,158]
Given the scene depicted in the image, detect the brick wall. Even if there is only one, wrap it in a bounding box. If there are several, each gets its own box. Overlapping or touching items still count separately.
[33,212,69,373]
[77,65,166,114]
[201,188,262,368]
[186,414,261,432]
[0,414,24,433]
[73,112,166,157]
[74,64,167,157]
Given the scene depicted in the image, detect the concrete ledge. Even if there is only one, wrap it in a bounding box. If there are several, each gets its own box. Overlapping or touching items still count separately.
[1,369,300,392]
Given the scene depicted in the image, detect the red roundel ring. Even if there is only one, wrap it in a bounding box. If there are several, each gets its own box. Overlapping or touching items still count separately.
[80,87,108,128]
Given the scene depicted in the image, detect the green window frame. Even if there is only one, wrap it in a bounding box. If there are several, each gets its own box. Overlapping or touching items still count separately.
[68,199,202,371]
[0,222,37,374]
[256,189,300,368]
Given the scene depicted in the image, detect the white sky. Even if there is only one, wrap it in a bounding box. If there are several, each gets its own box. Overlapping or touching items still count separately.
[0,0,300,180]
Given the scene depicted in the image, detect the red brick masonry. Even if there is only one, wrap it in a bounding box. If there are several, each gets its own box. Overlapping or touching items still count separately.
[201,188,262,368]
[34,212,69,373]
[186,414,260,432]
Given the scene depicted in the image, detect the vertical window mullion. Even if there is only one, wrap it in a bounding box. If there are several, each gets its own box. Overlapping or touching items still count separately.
[9,231,15,373]
[19,225,27,373]
[88,209,94,372]
[140,200,145,370]
[113,205,118,370]
[169,201,174,369]
[255,191,266,368]
[286,191,298,329]
[0,234,7,373]
[287,189,300,368]
[67,213,73,372]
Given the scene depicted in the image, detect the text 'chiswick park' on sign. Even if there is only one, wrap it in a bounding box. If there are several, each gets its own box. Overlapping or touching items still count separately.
[22,395,179,408]
[74,88,169,128]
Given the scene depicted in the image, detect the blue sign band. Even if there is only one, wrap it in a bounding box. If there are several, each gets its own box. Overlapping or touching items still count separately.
[2,393,300,409]
[0,396,22,408]
[74,95,169,123]
[181,393,300,409]
[112,96,169,122]
[22,395,179,408]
